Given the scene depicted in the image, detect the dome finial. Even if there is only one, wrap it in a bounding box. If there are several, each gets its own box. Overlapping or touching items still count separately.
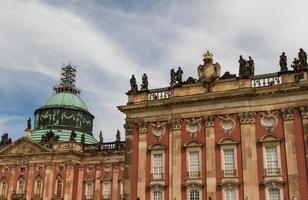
[53,63,81,95]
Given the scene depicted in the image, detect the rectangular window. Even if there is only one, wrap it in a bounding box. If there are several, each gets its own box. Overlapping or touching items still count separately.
[103,182,110,198]
[153,190,162,200]
[265,147,279,175]
[189,190,200,200]
[153,154,163,179]
[268,188,280,200]
[224,188,236,200]
[223,149,236,176]
[189,151,200,178]
[86,182,93,199]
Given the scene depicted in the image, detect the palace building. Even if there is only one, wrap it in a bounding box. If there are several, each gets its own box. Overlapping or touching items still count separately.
[118,50,308,200]
[1,49,308,200]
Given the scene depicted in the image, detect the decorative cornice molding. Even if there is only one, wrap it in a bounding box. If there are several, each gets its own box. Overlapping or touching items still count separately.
[281,108,295,121]
[204,115,215,127]
[239,112,256,124]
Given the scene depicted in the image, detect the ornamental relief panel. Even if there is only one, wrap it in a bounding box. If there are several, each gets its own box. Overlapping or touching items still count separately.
[281,108,295,121]
[184,118,202,137]
[218,115,235,134]
[168,118,182,130]
[239,112,256,124]
[204,115,215,127]
[259,111,278,133]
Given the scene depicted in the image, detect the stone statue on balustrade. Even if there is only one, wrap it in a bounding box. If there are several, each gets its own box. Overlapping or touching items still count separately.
[291,58,301,71]
[197,51,221,91]
[99,130,104,143]
[69,130,76,142]
[176,67,183,86]
[279,52,288,72]
[298,48,307,68]
[141,73,148,90]
[170,68,176,87]
[27,118,31,130]
[129,74,138,93]
[116,129,121,142]
[239,55,254,78]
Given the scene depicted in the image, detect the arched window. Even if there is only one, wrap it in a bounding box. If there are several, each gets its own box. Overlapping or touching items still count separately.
[18,179,25,194]
[56,179,63,197]
[189,190,200,200]
[35,179,42,196]
[85,182,93,199]
[1,180,6,197]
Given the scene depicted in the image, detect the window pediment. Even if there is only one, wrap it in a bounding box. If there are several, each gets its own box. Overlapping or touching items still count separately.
[259,134,282,143]
[217,136,239,146]
[218,180,240,189]
[148,142,167,151]
[183,139,204,148]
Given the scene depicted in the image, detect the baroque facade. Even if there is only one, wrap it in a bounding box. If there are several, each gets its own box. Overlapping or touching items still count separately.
[118,51,308,200]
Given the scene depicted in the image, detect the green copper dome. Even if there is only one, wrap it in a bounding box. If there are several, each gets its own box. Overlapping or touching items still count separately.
[43,92,88,111]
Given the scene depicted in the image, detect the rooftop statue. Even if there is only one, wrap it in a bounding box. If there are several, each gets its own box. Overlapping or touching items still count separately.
[176,67,183,86]
[99,130,104,143]
[41,130,59,147]
[69,130,76,142]
[197,51,221,91]
[141,73,148,90]
[170,68,176,87]
[81,133,85,144]
[116,129,121,142]
[129,74,138,93]
[27,118,31,130]
[291,58,301,71]
[239,55,254,78]
[298,48,307,68]
[0,133,12,145]
[279,52,288,72]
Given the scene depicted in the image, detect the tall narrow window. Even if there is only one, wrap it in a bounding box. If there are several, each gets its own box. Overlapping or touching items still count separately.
[189,190,200,200]
[265,147,279,175]
[18,179,25,194]
[224,188,236,200]
[86,182,93,199]
[153,190,162,200]
[56,179,63,197]
[189,151,200,178]
[35,179,42,196]
[223,149,236,177]
[1,180,6,197]
[120,180,124,199]
[268,188,280,200]
[153,154,163,179]
[103,182,110,198]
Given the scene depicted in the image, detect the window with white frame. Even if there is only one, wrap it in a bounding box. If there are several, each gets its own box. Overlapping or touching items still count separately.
[35,179,42,196]
[268,188,280,200]
[18,179,25,194]
[189,151,200,178]
[189,189,200,200]
[86,182,93,199]
[153,190,162,200]
[1,180,6,197]
[223,149,236,177]
[153,153,163,179]
[56,178,63,197]
[120,179,124,198]
[265,146,279,175]
[103,182,110,198]
[224,188,236,200]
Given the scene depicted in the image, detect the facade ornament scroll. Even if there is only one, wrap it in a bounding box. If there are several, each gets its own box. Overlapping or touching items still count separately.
[281,108,295,121]
[184,118,202,137]
[138,122,148,134]
[300,106,308,119]
[238,112,256,124]
[204,115,215,127]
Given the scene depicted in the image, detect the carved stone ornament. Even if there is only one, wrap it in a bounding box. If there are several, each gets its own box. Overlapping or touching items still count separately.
[281,108,294,121]
[204,115,215,127]
[169,119,181,130]
[239,112,256,124]
[260,113,277,131]
[138,122,148,134]
[124,122,134,135]
[104,165,111,173]
[219,117,235,134]
[198,51,221,91]
[300,106,308,119]
[184,118,202,137]
[150,121,167,137]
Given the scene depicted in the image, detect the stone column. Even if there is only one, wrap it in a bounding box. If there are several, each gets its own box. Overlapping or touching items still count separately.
[76,166,84,200]
[137,123,147,200]
[43,162,54,200]
[7,165,16,200]
[204,116,216,200]
[239,112,259,200]
[26,164,35,200]
[300,106,308,169]
[112,166,119,200]
[123,122,133,200]
[170,119,182,200]
[282,108,300,198]
[64,161,74,200]
[94,165,101,200]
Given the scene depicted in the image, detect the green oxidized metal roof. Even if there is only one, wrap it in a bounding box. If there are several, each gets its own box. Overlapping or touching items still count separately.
[43,92,88,111]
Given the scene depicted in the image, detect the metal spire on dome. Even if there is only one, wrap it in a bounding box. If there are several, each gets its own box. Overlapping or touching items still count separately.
[53,63,81,95]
